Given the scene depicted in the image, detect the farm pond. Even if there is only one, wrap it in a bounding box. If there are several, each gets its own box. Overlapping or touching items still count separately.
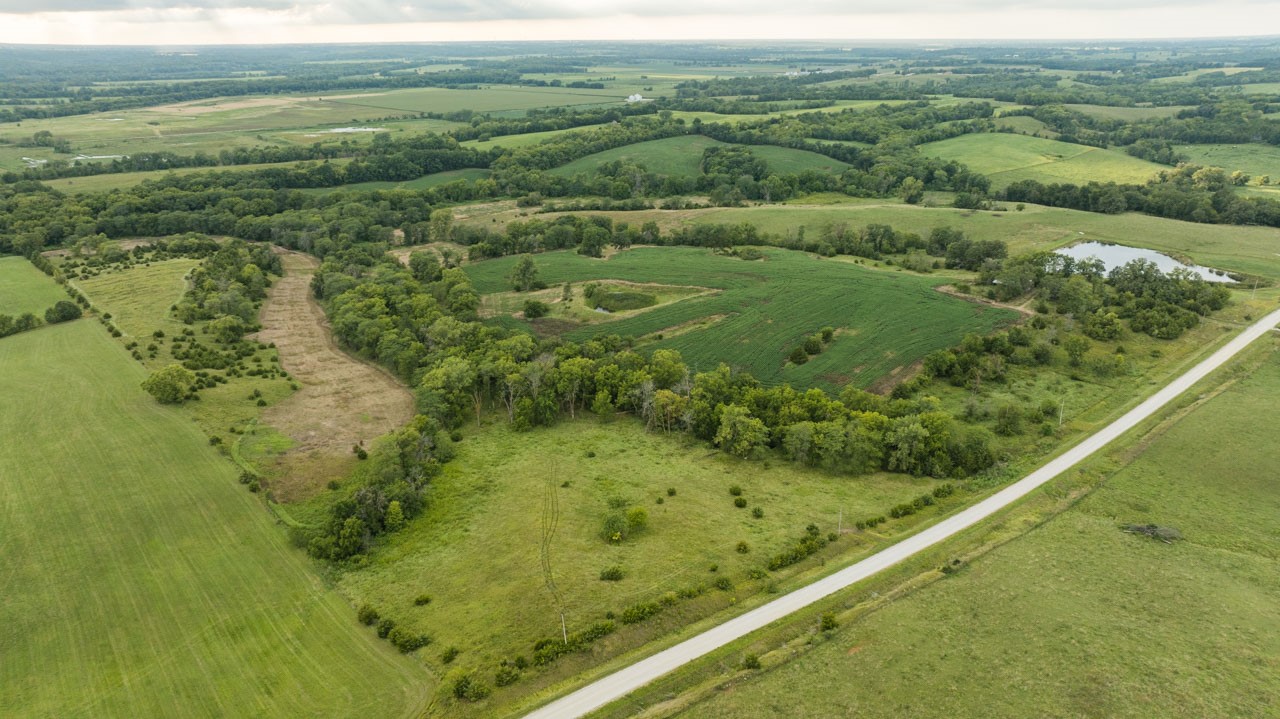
[1057,241,1234,283]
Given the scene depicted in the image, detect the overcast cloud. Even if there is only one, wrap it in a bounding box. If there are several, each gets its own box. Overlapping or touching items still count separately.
[1,0,1278,43]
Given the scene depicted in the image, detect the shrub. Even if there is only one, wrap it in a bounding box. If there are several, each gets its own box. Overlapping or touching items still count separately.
[752,506,764,519]
[452,674,491,702]
[736,541,750,554]
[599,566,625,581]
[788,346,809,365]
[440,646,460,664]
[747,568,768,580]
[820,612,839,631]
[742,653,762,670]
[667,487,677,496]
[932,483,955,499]
[729,485,743,496]
[357,604,379,626]
[414,594,432,606]
[494,664,521,687]
[625,507,648,532]
[141,364,195,404]
[522,299,550,318]
[803,335,823,355]
[43,300,82,324]
[734,497,748,508]
[620,602,661,624]
[389,627,431,653]
[376,617,395,639]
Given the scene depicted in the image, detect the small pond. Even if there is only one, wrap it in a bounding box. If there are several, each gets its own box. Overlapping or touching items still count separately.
[1056,241,1234,283]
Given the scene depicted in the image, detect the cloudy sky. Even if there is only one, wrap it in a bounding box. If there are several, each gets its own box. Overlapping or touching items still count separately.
[1,0,1278,45]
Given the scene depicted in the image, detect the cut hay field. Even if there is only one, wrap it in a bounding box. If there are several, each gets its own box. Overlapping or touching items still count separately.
[0,256,67,315]
[0,318,429,718]
[73,257,198,338]
[333,418,942,715]
[322,85,628,115]
[1062,103,1191,120]
[41,159,355,194]
[547,136,852,178]
[1176,143,1280,180]
[465,246,1017,390]
[460,125,608,150]
[304,167,491,195]
[918,133,1164,188]
[677,336,1280,719]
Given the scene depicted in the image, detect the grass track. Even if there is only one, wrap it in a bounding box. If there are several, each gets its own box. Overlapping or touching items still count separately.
[0,319,429,718]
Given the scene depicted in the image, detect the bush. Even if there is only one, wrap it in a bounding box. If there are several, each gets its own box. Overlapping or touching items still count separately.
[820,612,839,632]
[729,485,743,496]
[599,566,625,581]
[788,346,809,365]
[494,664,521,687]
[620,601,661,625]
[414,594,432,606]
[625,507,648,532]
[141,364,195,404]
[714,576,733,591]
[736,541,750,554]
[742,653,762,670]
[667,487,677,496]
[376,617,395,639]
[752,506,764,519]
[388,627,431,653]
[440,646,460,664]
[43,300,82,324]
[522,299,550,318]
[803,335,823,355]
[452,674,491,702]
[357,604,379,626]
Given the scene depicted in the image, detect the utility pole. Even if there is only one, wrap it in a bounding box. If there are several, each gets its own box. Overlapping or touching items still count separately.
[837,509,842,534]
[561,611,568,645]
[1059,396,1066,427]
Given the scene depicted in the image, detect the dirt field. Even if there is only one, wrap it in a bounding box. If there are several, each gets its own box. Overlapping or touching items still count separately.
[255,250,413,499]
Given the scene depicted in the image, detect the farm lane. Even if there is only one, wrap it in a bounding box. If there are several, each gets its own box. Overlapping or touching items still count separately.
[522,306,1280,719]
[254,250,413,497]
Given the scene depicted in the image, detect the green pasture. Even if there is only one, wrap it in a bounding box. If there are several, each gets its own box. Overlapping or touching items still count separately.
[334,418,937,712]
[72,257,197,338]
[0,256,67,316]
[465,246,1017,390]
[547,136,853,178]
[460,125,608,150]
[1062,103,1191,120]
[322,85,628,116]
[40,159,354,194]
[1176,143,1280,180]
[497,196,1280,280]
[0,318,429,718]
[303,168,491,195]
[680,337,1280,719]
[918,133,1164,188]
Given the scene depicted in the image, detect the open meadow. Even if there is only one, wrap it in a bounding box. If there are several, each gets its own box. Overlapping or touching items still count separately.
[0,317,429,718]
[0,256,68,315]
[918,133,1164,188]
[546,136,852,178]
[676,337,1280,719]
[1176,143,1280,180]
[464,246,1017,390]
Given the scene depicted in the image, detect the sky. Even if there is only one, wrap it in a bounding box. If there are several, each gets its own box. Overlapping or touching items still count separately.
[1,0,1278,45]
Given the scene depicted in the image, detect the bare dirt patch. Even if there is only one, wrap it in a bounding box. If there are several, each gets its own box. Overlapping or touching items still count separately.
[254,250,413,500]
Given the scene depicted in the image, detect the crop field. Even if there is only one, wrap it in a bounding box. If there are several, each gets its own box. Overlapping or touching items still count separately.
[918,133,1164,188]
[321,85,630,116]
[0,318,428,718]
[333,418,940,712]
[1175,143,1280,180]
[547,136,854,178]
[465,246,1017,390]
[679,338,1280,719]
[0,256,67,315]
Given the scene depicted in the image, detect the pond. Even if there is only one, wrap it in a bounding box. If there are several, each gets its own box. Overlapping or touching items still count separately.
[1056,241,1234,283]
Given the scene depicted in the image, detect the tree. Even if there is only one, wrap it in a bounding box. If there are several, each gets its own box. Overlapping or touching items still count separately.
[208,315,247,344]
[509,255,540,292]
[899,177,925,204]
[141,364,195,404]
[408,251,442,283]
[428,209,453,243]
[1063,334,1090,366]
[43,300,82,324]
[522,299,549,318]
[384,500,405,532]
[714,404,768,459]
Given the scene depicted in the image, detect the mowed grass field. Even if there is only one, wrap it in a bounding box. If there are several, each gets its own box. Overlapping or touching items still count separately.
[465,246,1017,390]
[0,320,429,718]
[73,257,198,338]
[918,133,1164,188]
[1176,143,1280,180]
[304,167,491,195]
[334,418,940,712]
[0,256,67,315]
[680,338,1280,719]
[547,136,852,178]
[488,197,1280,280]
[41,159,355,194]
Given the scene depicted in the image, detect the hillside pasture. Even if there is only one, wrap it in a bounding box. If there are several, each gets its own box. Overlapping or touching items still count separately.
[547,136,854,178]
[465,246,1017,390]
[918,133,1164,188]
[679,338,1280,719]
[0,318,428,718]
[1175,143,1280,180]
[0,256,67,316]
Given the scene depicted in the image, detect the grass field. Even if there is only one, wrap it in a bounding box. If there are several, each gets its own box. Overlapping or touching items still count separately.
[1062,103,1191,120]
[304,167,491,195]
[460,125,608,150]
[547,136,853,178]
[919,133,1164,189]
[322,85,629,115]
[678,337,1280,719]
[465,246,1017,390]
[332,418,940,713]
[1176,143,1280,180]
[0,318,429,718]
[0,256,67,316]
[470,193,1280,281]
[73,257,198,338]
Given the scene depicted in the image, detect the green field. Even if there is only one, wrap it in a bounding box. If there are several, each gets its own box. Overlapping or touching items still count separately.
[73,257,198,338]
[0,256,67,315]
[1176,143,1280,180]
[679,338,1280,719]
[918,133,1164,188]
[333,418,938,713]
[305,167,491,195]
[323,85,629,115]
[461,125,608,150]
[1062,103,1191,120]
[41,159,355,194]
[547,136,853,178]
[465,246,1017,390]
[0,318,429,718]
